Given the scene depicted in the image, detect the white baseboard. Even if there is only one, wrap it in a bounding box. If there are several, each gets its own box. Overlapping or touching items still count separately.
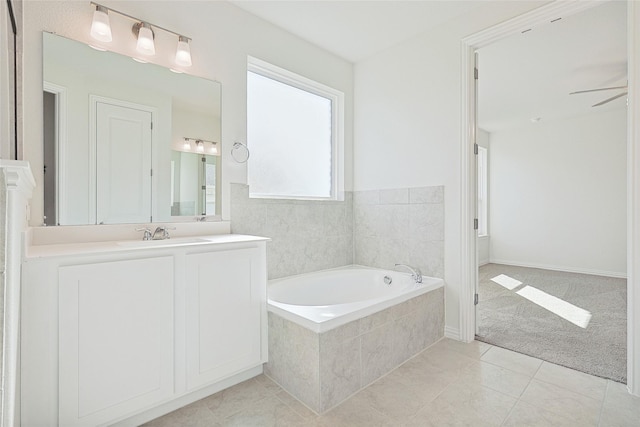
[444,325,460,340]
[488,258,627,279]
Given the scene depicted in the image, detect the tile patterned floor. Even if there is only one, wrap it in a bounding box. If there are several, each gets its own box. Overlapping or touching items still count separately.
[144,339,640,426]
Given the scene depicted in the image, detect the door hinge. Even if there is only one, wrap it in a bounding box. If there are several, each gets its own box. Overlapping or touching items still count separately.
[151,121,153,130]
[474,67,478,80]
[474,293,479,305]
[150,169,153,176]
[474,143,479,155]
[474,218,478,230]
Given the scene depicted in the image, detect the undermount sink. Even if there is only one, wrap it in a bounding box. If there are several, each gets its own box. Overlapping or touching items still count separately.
[117,236,211,248]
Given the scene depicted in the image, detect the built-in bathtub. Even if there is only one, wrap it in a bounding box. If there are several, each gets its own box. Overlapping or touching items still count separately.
[265,266,444,413]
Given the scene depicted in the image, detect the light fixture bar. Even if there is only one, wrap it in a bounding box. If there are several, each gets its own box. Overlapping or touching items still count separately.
[183,137,218,145]
[90,2,191,41]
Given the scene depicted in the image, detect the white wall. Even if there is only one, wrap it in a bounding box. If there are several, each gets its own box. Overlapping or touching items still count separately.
[489,109,627,277]
[477,128,490,266]
[353,1,545,337]
[22,0,354,225]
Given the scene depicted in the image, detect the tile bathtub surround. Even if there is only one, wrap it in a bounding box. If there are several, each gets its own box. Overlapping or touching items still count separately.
[230,183,445,279]
[354,186,445,278]
[230,183,354,279]
[265,287,444,413]
[145,338,640,427]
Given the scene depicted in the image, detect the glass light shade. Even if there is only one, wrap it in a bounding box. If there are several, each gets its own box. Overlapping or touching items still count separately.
[196,141,205,152]
[90,6,112,42]
[175,36,192,67]
[209,143,218,155]
[136,23,155,56]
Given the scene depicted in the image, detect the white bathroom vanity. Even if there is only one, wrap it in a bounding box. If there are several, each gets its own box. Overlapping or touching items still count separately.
[20,232,268,426]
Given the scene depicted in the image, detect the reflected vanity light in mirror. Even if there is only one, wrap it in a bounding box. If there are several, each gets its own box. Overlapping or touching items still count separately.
[182,138,219,156]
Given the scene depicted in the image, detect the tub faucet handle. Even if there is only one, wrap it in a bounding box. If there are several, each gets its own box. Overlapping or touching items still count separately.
[395,263,423,284]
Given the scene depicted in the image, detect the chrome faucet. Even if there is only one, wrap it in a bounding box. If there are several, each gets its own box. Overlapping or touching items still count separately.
[135,227,153,241]
[152,226,175,240]
[395,263,423,284]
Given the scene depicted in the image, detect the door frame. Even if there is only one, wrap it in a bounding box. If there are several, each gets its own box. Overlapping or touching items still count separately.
[460,1,640,396]
[43,81,67,224]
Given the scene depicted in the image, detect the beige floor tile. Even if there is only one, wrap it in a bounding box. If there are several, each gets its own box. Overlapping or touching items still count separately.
[436,337,492,359]
[534,361,607,401]
[389,355,460,395]
[255,374,284,394]
[275,390,319,420]
[142,400,221,427]
[403,382,517,427]
[599,381,640,427]
[201,378,274,419]
[520,379,601,425]
[480,346,543,376]
[220,394,308,427]
[416,343,478,375]
[503,400,591,427]
[456,360,532,398]
[315,393,395,427]
[357,374,431,422]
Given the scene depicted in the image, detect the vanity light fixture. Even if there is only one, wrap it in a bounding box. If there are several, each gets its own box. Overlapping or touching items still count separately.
[134,22,155,56]
[90,4,112,42]
[89,2,192,67]
[175,36,192,67]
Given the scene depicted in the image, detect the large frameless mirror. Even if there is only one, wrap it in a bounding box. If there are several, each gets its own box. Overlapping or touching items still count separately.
[42,32,221,225]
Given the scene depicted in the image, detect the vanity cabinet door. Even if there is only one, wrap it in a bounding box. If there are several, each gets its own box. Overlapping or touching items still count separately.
[185,247,264,390]
[58,257,174,427]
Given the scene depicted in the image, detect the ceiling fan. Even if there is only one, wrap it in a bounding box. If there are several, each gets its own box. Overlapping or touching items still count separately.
[569,83,628,107]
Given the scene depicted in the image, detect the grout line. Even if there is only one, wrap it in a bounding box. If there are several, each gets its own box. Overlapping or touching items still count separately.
[596,380,611,426]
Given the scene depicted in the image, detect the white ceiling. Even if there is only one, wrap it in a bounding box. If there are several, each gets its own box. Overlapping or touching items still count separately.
[229,0,485,63]
[478,1,627,132]
[229,1,627,132]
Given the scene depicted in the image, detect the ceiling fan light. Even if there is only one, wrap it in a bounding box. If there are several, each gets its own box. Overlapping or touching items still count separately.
[136,22,155,56]
[175,36,192,67]
[90,5,112,42]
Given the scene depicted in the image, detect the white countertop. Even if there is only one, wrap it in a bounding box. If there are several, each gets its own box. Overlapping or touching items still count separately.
[24,234,270,260]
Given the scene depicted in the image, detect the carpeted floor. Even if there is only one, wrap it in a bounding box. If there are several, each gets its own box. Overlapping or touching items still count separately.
[476,263,627,383]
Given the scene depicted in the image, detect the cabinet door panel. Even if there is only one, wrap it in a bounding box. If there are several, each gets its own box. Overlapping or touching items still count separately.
[59,257,174,427]
[186,248,262,390]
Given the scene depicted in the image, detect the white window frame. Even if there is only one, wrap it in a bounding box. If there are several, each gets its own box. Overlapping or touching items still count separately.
[247,56,345,201]
[477,146,488,237]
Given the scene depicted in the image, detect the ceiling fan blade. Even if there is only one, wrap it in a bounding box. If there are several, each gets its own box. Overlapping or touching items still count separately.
[592,91,628,107]
[570,85,628,95]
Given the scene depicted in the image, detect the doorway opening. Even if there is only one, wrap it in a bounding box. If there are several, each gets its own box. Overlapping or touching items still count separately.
[460,1,639,394]
[473,1,628,383]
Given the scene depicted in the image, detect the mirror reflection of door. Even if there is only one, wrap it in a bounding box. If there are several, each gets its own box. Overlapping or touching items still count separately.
[95,101,152,224]
[170,151,217,217]
[43,91,57,226]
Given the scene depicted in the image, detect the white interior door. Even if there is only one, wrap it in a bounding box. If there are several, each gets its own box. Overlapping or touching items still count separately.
[96,101,152,224]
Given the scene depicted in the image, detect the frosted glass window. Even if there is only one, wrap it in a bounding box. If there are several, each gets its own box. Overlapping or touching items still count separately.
[247,59,343,200]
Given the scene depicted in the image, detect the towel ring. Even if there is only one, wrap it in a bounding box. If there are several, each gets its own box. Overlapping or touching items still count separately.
[231,141,250,163]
